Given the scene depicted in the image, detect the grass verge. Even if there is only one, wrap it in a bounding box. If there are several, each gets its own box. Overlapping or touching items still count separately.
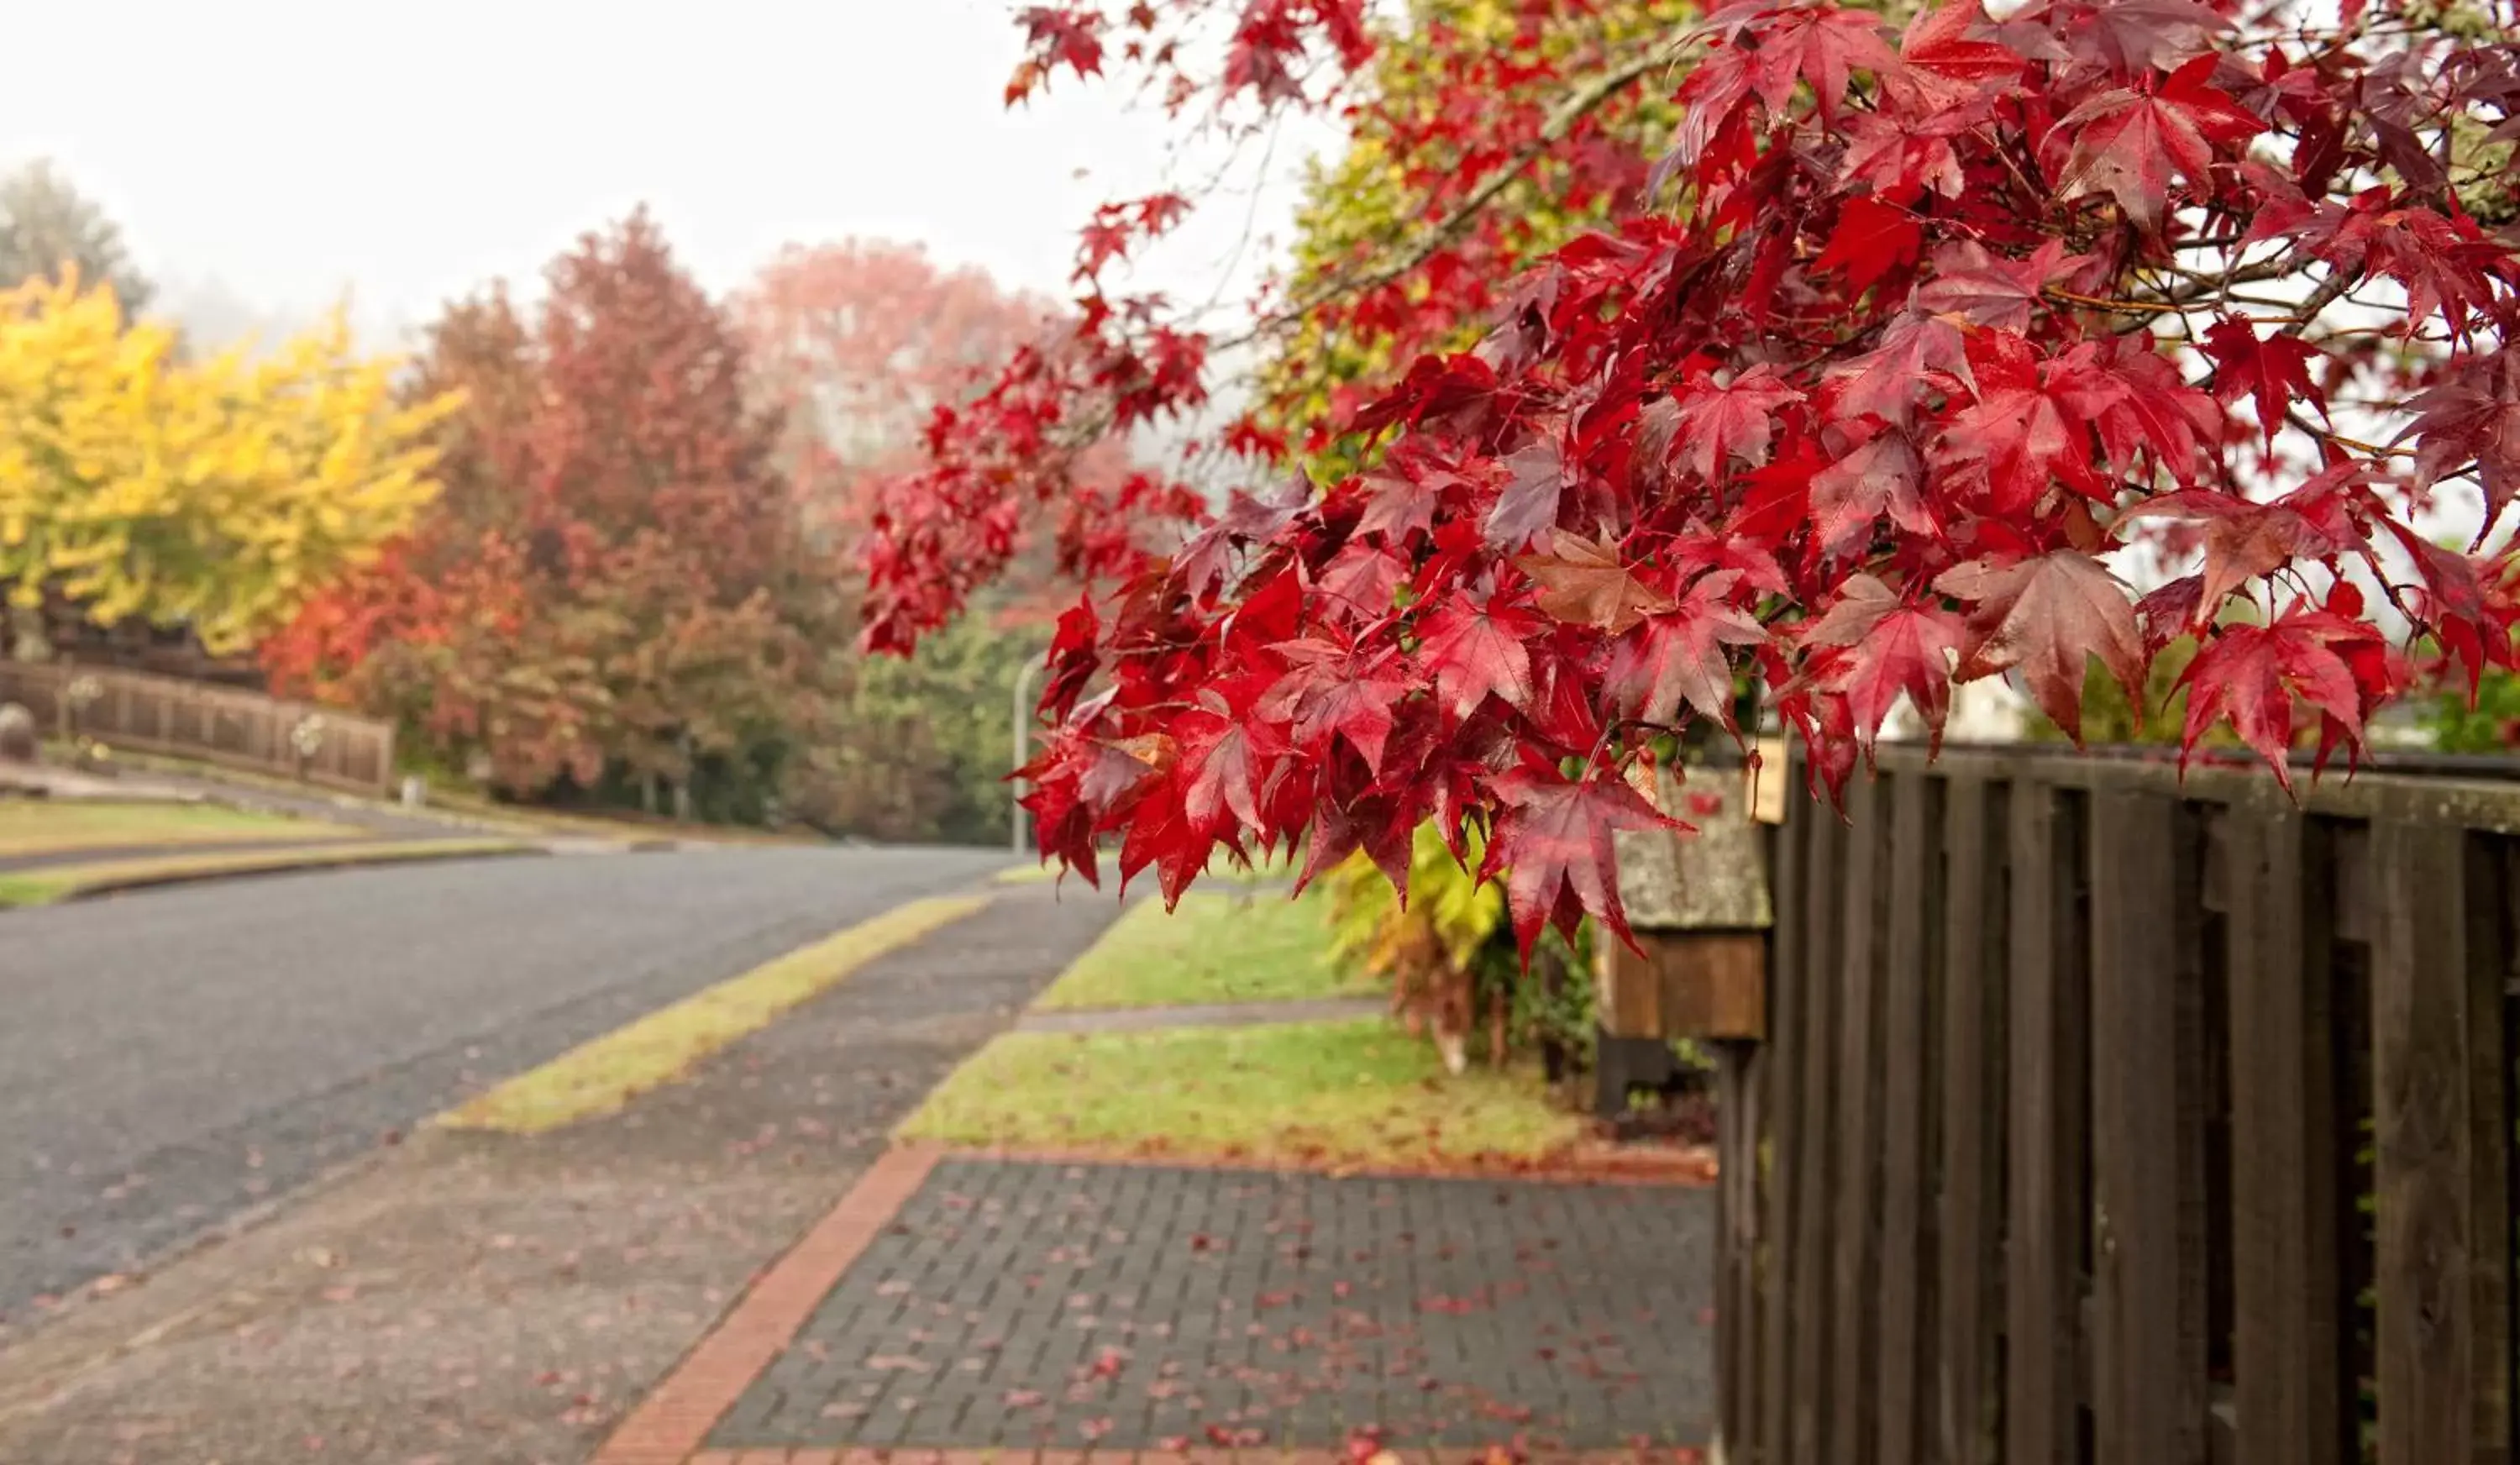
[0,838,538,907]
[896,1016,1583,1170]
[1032,890,1374,1010]
[0,799,358,858]
[437,893,993,1134]
[994,848,1300,889]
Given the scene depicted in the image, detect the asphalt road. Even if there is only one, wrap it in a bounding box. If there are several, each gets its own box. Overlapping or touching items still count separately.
[0,844,1013,1325]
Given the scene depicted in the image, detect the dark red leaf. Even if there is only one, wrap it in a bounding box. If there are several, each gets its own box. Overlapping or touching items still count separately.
[1802,574,1965,748]
[2177,613,2376,792]
[1478,766,1681,959]
[2201,317,2323,449]
[1601,576,1767,729]
[1415,599,1544,719]
[1936,549,2145,739]
[2050,56,2265,232]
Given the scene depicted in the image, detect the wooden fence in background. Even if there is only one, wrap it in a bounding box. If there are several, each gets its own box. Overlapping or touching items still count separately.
[0,659,396,796]
[1716,744,2520,1465]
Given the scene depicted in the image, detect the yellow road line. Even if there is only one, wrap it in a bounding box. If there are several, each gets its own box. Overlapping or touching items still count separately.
[434,893,993,1135]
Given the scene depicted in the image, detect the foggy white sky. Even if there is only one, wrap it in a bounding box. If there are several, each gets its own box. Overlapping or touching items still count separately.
[2,0,1342,350]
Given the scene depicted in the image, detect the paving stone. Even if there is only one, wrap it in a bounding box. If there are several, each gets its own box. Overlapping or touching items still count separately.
[710,1158,1714,1452]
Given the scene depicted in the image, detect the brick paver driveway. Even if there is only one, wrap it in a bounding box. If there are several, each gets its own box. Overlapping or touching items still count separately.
[710,1157,1715,1454]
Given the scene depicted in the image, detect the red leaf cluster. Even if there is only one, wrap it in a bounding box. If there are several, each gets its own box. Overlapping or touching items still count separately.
[871,0,2520,956]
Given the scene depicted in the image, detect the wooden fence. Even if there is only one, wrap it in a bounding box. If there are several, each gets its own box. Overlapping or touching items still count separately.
[1715,744,2520,1465]
[0,659,397,796]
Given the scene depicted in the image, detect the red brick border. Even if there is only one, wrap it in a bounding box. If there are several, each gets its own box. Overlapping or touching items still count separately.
[591,1143,943,1465]
[680,1441,1704,1452]
[944,1141,1719,1188]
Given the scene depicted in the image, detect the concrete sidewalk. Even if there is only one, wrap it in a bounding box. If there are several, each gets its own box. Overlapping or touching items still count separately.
[0,881,1120,1465]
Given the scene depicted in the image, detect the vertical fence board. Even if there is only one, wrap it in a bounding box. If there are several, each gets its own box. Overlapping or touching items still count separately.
[2219,811,2344,1465]
[1757,805,1809,1465]
[1936,775,2004,1465]
[1790,797,1846,1465]
[1832,774,1889,1465]
[1875,772,1938,1465]
[2005,780,2082,1465]
[1719,1039,1764,1460]
[2088,790,2208,1465]
[2369,822,2512,1465]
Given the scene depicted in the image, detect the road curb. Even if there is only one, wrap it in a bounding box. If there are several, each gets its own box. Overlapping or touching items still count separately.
[1,839,543,908]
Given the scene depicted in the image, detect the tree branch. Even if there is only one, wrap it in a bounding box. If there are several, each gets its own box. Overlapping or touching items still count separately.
[1215,35,1686,356]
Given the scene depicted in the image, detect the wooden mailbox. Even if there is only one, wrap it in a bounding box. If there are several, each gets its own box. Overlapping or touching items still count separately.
[1593,754,1775,1116]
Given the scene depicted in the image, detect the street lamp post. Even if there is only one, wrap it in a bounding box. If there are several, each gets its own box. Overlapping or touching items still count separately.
[1011,659,1041,856]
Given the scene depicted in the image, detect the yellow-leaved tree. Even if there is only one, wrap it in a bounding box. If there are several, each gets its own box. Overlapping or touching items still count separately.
[0,272,456,656]
[1256,0,1689,485]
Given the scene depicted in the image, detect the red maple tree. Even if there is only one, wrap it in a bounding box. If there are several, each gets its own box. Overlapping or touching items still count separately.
[868,0,2520,956]
[268,211,833,806]
[733,239,1163,621]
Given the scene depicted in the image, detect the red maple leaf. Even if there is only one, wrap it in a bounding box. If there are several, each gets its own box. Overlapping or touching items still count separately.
[2201,317,2324,449]
[1801,573,1965,748]
[1914,239,2090,332]
[1315,541,1409,623]
[2050,55,2265,232]
[2072,335,2218,486]
[2303,188,2501,336]
[1263,639,1405,764]
[1935,330,2102,512]
[1744,5,1900,118]
[1478,765,1679,958]
[2119,488,2335,625]
[1484,438,1567,549]
[1298,791,1415,896]
[1352,439,1485,544]
[1273,654,1408,771]
[1809,428,1935,559]
[2177,612,2376,792]
[1178,681,1289,834]
[1601,575,1767,729]
[1666,366,1803,481]
[1885,0,2024,111]
[1826,310,1966,427]
[2395,348,2520,528]
[2067,0,2231,72]
[1935,549,2145,739]
[1813,196,1924,297]
[1415,598,1543,719]
[1837,108,1971,201]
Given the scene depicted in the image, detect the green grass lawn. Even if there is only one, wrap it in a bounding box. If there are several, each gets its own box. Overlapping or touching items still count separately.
[1030,890,1377,1010]
[897,1016,1582,1168]
[0,799,358,859]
